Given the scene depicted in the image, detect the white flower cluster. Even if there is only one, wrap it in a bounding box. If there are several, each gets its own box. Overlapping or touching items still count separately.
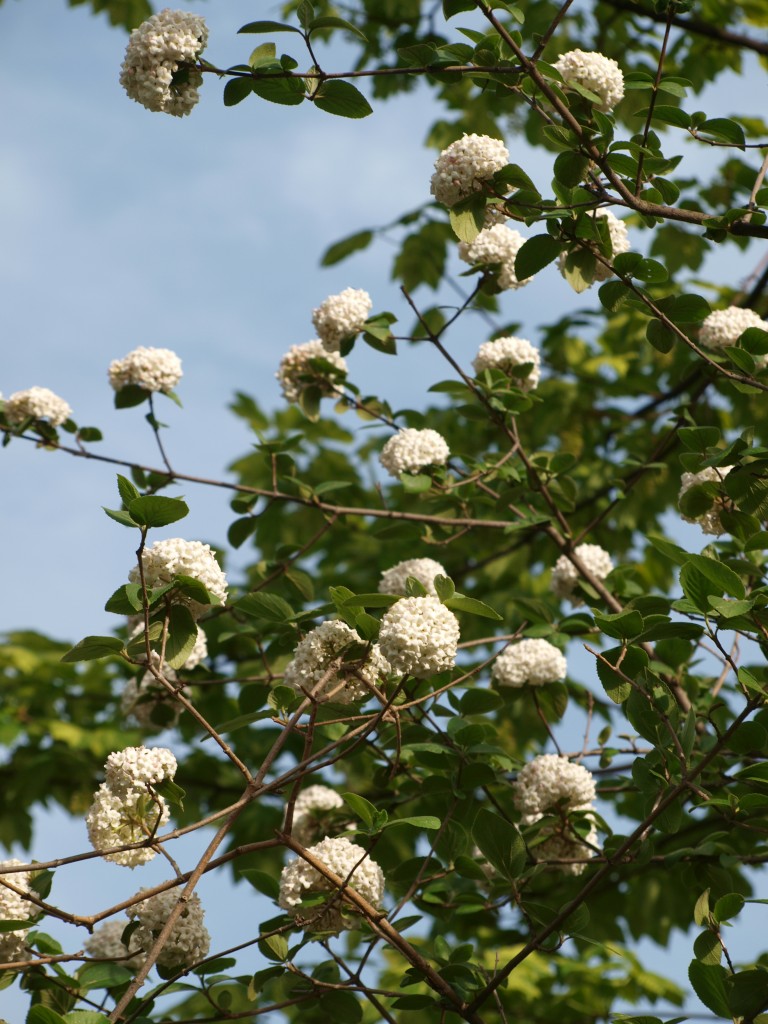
[290,785,346,846]
[84,919,144,969]
[279,836,384,933]
[514,754,596,816]
[561,209,630,284]
[551,543,614,604]
[86,746,177,867]
[379,427,450,477]
[472,336,541,390]
[130,538,228,618]
[4,387,72,427]
[283,620,389,704]
[120,8,208,116]
[699,307,767,361]
[553,49,625,111]
[378,557,447,597]
[277,340,348,403]
[430,134,509,208]
[127,888,210,967]
[109,346,183,394]
[378,595,460,678]
[679,466,734,536]
[492,638,567,688]
[458,225,532,291]
[0,860,32,963]
[312,288,372,352]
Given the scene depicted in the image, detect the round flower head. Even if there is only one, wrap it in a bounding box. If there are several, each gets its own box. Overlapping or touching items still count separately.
[379,428,450,478]
[283,620,389,704]
[129,538,228,618]
[699,307,767,357]
[290,785,347,846]
[458,225,533,291]
[513,754,596,816]
[0,860,32,963]
[104,745,177,795]
[277,340,347,403]
[120,9,208,116]
[525,804,599,876]
[378,595,460,679]
[86,782,170,867]
[679,465,734,536]
[128,889,210,967]
[378,557,447,597]
[472,336,541,390]
[553,49,625,111]
[279,836,384,933]
[430,134,509,208]
[492,638,567,688]
[108,346,182,393]
[4,387,72,427]
[84,919,144,970]
[551,543,614,604]
[312,288,372,353]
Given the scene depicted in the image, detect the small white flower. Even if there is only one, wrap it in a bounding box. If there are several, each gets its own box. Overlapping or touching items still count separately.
[283,620,389,704]
[104,746,178,794]
[551,543,614,604]
[379,428,450,477]
[430,134,509,208]
[0,860,32,963]
[109,346,182,393]
[4,387,72,427]
[86,782,170,867]
[472,337,541,390]
[290,785,346,846]
[458,225,532,291]
[553,49,624,111]
[679,465,734,536]
[699,307,767,360]
[128,888,210,967]
[378,595,460,678]
[378,557,448,597]
[120,9,208,116]
[492,638,567,688]
[513,754,596,816]
[277,340,348,403]
[312,289,372,352]
[84,920,145,969]
[130,538,228,618]
[279,836,384,933]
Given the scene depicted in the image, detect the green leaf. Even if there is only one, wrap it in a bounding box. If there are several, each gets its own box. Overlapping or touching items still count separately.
[117,474,140,505]
[240,869,280,899]
[237,593,295,622]
[444,594,502,620]
[699,117,746,147]
[434,574,455,602]
[76,962,132,992]
[61,636,124,663]
[593,609,644,640]
[321,229,373,267]
[713,892,744,923]
[449,202,485,243]
[384,815,441,831]
[314,80,372,119]
[553,151,589,187]
[319,990,363,1024]
[636,104,690,129]
[472,809,526,879]
[514,234,562,280]
[595,645,647,703]
[127,495,189,528]
[693,930,722,966]
[309,15,368,41]
[29,869,54,900]
[27,1010,68,1024]
[688,961,731,1018]
[259,933,289,961]
[114,384,150,408]
[342,792,377,826]
[238,20,303,34]
[683,554,745,599]
[728,969,768,1017]
[104,583,144,615]
[223,77,253,107]
[165,604,198,669]
[103,506,139,528]
[154,777,186,809]
[251,75,306,106]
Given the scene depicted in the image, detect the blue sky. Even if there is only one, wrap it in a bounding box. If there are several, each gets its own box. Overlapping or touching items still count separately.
[2,1,767,1018]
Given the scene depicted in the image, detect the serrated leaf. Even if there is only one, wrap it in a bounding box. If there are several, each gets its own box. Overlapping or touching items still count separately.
[238,593,295,622]
[259,933,289,961]
[105,583,144,615]
[223,77,253,106]
[683,554,745,599]
[693,929,722,965]
[127,495,189,528]
[314,80,372,118]
[688,961,732,1018]
[61,636,124,663]
[514,234,561,280]
[103,507,139,528]
[164,604,198,669]
[444,594,502,620]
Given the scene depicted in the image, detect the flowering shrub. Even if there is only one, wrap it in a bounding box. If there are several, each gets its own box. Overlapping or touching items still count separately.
[108,346,183,393]
[120,9,208,116]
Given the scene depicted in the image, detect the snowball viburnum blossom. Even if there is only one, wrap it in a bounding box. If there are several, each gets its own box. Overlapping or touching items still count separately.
[129,538,228,617]
[290,786,347,846]
[120,9,208,116]
[104,746,178,794]
[699,307,767,360]
[283,620,389,704]
[492,638,567,688]
[379,428,450,477]
[378,596,460,678]
[378,557,448,597]
[430,134,509,207]
[472,337,542,390]
[108,346,183,393]
[312,288,372,352]
[277,340,348,403]
[551,543,614,604]
[84,920,144,969]
[0,860,32,963]
[86,783,170,867]
[279,836,384,933]
[4,387,72,427]
[514,754,596,816]
[553,49,625,111]
[458,225,532,291]
[128,889,210,967]
[679,466,734,536]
